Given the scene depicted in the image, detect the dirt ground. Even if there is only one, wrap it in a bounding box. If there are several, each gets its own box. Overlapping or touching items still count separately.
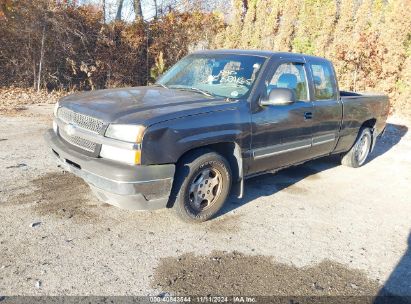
[0,104,410,299]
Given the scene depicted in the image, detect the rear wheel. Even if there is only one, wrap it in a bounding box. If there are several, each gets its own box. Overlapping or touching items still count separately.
[341,128,372,168]
[171,149,232,223]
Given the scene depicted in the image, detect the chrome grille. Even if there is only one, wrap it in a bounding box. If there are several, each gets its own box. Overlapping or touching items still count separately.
[57,107,104,134]
[59,127,97,152]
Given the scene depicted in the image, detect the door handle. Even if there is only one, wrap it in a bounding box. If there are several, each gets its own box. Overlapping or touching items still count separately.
[304,112,313,120]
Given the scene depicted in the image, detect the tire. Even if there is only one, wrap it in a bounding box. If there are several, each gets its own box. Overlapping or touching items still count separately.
[170,149,232,223]
[341,128,372,168]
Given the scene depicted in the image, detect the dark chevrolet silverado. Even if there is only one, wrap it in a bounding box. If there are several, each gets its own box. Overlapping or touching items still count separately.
[45,50,389,222]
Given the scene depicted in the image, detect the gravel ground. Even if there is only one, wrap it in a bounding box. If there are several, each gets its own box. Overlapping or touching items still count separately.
[0,104,410,298]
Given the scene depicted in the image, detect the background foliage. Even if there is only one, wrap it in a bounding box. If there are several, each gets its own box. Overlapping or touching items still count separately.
[213,0,411,112]
[0,0,410,113]
[0,0,224,90]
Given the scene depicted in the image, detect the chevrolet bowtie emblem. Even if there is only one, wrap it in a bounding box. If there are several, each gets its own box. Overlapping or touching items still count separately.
[65,124,76,136]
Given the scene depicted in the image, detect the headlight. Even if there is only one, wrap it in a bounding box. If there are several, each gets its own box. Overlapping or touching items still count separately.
[53,101,59,116]
[100,145,141,165]
[105,124,146,143]
[102,124,145,165]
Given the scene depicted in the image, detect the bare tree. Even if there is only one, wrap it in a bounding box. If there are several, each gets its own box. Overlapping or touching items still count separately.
[102,0,106,23]
[153,0,158,19]
[37,23,46,92]
[133,0,143,20]
[115,0,124,20]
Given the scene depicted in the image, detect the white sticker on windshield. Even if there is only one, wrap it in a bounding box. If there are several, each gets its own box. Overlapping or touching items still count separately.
[231,91,239,97]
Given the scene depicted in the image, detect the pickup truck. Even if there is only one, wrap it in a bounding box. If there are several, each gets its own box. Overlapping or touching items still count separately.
[45,50,389,222]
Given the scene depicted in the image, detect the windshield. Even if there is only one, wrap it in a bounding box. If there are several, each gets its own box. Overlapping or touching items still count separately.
[157,53,267,99]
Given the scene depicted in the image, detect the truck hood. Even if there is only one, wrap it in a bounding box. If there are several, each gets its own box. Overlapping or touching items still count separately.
[59,86,237,126]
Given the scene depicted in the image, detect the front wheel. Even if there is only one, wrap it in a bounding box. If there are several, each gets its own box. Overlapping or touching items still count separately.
[341,128,372,168]
[171,149,232,223]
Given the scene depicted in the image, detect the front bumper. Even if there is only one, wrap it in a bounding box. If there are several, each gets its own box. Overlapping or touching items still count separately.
[44,129,175,210]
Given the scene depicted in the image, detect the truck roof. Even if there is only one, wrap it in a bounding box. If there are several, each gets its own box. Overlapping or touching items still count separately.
[193,49,331,63]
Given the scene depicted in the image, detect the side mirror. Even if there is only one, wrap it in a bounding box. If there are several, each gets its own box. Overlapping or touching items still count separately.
[260,88,296,106]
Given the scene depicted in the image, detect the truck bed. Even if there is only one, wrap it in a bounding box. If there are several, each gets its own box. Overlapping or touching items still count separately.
[340,91,387,98]
[339,91,389,121]
[333,90,389,153]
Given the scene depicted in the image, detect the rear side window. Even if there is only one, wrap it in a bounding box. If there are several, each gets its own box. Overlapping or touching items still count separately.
[310,62,336,100]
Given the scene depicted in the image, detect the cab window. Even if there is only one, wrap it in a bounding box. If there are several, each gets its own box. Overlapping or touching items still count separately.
[267,62,309,101]
[310,62,336,100]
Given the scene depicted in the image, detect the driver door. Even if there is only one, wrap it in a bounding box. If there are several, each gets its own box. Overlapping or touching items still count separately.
[249,59,315,175]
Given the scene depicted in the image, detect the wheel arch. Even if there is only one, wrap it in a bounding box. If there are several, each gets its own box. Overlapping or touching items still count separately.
[174,141,244,199]
[360,118,377,151]
[176,142,243,181]
[361,118,377,130]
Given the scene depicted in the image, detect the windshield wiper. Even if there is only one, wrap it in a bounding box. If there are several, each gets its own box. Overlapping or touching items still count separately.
[174,86,214,97]
[154,83,169,89]
[189,87,214,97]
[156,84,211,96]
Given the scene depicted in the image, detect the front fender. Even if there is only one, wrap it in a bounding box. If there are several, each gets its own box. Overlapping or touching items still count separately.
[141,105,250,165]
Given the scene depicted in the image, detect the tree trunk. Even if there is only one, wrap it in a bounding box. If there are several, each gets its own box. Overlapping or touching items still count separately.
[33,60,37,90]
[102,0,106,23]
[37,24,46,92]
[242,0,248,13]
[133,0,143,20]
[115,0,124,21]
[353,68,358,92]
[153,0,158,19]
